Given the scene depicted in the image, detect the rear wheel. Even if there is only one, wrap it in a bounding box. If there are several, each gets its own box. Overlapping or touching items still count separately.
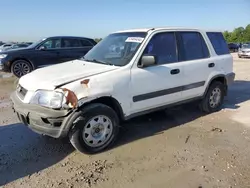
[199,81,225,113]
[11,60,33,78]
[69,103,120,154]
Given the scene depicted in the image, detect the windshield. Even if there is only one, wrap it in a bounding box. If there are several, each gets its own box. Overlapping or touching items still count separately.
[242,44,250,48]
[83,32,147,66]
[28,38,46,48]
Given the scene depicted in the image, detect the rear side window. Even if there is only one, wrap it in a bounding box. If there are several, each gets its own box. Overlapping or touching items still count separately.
[62,38,81,48]
[178,32,210,61]
[80,39,93,47]
[206,32,229,55]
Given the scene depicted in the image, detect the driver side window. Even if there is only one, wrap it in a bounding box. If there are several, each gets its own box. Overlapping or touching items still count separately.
[143,32,178,65]
[41,39,61,49]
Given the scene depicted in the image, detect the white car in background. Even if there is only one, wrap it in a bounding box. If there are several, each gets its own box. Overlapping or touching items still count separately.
[238,43,250,58]
[0,43,14,52]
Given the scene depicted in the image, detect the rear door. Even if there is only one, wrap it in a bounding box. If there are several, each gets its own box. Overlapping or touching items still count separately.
[176,31,212,100]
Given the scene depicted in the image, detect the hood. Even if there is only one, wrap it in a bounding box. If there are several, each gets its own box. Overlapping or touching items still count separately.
[19,60,119,91]
[0,47,32,54]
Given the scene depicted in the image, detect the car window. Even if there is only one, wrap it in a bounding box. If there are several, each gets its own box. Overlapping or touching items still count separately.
[206,32,229,55]
[62,38,82,48]
[80,39,93,47]
[179,32,209,61]
[83,32,147,66]
[41,39,61,49]
[143,32,178,64]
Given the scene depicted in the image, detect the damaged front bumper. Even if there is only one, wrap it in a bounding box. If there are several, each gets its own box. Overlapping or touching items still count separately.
[10,92,74,138]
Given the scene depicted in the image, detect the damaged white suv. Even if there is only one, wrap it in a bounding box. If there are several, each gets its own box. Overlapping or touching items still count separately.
[11,27,235,154]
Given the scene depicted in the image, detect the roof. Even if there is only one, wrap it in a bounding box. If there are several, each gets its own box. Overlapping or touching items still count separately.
[113,27,223,34]
[46,36,94,40]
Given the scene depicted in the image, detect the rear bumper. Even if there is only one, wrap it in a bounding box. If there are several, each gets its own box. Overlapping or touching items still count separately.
[10,92,74,138]
[225,72,235,86]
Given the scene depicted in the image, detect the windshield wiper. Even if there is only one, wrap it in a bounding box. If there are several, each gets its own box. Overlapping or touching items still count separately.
[84,58,114,66]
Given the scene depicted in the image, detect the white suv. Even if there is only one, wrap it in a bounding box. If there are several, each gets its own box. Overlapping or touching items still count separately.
[11,27,235,154]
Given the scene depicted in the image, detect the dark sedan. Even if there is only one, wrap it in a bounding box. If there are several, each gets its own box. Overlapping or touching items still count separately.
[0,36,96,77]
[228,43,239,52]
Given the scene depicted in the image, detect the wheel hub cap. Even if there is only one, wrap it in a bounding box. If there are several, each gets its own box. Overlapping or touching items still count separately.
[13,61,31,77]
[209,87,221,108]
[82,115,113,147]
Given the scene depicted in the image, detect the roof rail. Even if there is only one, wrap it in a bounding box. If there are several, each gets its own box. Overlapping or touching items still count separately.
[147,28,155,32]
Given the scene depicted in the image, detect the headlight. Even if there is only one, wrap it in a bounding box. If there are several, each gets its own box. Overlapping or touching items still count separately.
[0,54,7,58]
[30,90,64,109]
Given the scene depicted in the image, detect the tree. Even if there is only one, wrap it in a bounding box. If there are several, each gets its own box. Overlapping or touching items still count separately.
[223,24,250,43]
[244,24,250,42]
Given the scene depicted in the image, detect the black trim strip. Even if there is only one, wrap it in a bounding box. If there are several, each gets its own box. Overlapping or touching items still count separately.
[133,81,205,102]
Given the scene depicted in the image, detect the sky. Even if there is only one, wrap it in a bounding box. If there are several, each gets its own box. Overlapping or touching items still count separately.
[0,0,250,42]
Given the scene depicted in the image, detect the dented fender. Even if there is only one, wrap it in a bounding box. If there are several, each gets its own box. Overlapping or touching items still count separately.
[59,77,115,108]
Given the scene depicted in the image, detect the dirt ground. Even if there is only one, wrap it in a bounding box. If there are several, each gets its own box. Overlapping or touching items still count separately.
[1,54,250,188]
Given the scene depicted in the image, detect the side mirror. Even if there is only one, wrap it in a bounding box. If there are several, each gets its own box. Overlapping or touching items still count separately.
[39,46,46,50]
[139,55,156,68]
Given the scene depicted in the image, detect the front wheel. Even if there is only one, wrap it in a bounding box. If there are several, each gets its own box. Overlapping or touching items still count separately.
[199,81,225,113]
[11,60,33,78]
[69,103,120,154]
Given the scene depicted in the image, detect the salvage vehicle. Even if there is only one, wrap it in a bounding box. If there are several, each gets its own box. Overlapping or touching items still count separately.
[0,36,96,77]
[11,27,235,154]
[238,43,250,58]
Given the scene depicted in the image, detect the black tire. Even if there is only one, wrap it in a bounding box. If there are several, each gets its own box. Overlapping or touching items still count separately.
[199,81,225,113]
[69,103,120,154]
[238,55,242,58]
[11,60,33,78]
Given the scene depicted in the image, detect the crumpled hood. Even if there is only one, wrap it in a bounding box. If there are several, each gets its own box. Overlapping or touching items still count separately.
[19,59,119,91]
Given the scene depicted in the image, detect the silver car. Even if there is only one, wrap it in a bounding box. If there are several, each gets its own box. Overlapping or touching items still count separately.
[238,43,250,58]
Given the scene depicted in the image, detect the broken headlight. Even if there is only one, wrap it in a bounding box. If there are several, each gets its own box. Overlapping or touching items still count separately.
[30,90,64,109]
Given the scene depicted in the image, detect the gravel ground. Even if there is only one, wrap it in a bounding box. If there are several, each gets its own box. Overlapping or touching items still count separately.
[1,53,250,188]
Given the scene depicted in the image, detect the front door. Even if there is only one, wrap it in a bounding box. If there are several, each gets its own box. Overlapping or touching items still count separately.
[130,32,184,114]
[34,38,62,68]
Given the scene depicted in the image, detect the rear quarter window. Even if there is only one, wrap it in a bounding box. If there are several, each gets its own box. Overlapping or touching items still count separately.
[206,32,230,55]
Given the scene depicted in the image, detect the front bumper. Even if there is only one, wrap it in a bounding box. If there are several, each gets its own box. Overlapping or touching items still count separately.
[238,52,250,57]
[10,92,74,138]
[0,58,10,72]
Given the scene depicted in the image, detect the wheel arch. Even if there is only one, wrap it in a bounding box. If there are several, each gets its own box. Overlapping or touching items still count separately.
[80,96,125,121]
[10,58,35,71]
[203,74,227,97]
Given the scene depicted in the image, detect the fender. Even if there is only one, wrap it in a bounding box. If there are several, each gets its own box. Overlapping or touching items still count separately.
[203,74,227,97]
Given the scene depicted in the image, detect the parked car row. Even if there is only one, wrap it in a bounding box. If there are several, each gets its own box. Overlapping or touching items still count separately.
[0,42,33,52]
[10,27,235,154]
[0,36,97,77]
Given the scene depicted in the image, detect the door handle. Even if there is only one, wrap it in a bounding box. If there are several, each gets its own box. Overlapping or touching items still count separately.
[170,69,180,75]
[208,63,215,68]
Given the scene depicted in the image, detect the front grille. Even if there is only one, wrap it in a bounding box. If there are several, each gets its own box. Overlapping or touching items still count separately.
[16,84,28,100]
